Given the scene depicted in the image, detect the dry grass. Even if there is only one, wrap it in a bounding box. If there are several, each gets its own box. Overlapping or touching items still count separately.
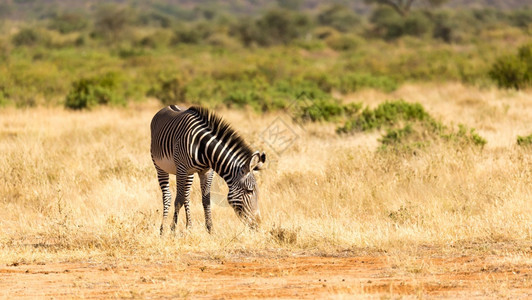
[0,83,531,267]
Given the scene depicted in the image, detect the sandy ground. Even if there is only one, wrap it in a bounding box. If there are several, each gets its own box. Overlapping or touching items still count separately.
[1,254,530,299]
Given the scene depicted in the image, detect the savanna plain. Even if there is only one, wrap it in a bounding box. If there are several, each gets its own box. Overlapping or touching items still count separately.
[1,84,531,298]
[2,0,532,298]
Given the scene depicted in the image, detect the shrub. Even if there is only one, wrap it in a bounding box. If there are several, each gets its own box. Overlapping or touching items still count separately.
[223,89,264,110]
[317,4,361,33]
[402,12,432,37]
[48,12,88,33]
[0,84,9,107]
[298,99,361,122]
[334,73,397,93]
[240,9,310,46]
[172,24,212,45]
[369,7,432,40]
[65,73,125,109]
[337,100,430,133]
[379,123,415,146]
[517,134,532,147]
[138,30,172,48]
[509,8,532,29]
[337,99,487,151]
[12,28,42,46]
[489,44,532,89]
[325,34,362,51]
[93,4,133,41]
[206,34,240,48]
[369,6,404,40]
[147,76,187,106]
[137,11,173,28]
[444,124,487,147]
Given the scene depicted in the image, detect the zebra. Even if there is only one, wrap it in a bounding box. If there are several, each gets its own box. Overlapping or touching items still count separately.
[150,105,266,234]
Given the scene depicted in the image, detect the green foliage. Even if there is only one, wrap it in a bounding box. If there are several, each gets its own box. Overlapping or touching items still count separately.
[148,76,187,106]
[65,73,126,109]
[510,8,532,28]
[93,4,133,41]
[370,7,432,39]
[337,100,486,150]
[335,73,398,93]
[0,84,9,107]
[337,100,430,133]
[444,124,487,147]
[325,34,363,51]
[379,123,415,145]
[1,1,530,108]
[12,28,43,46]
[432,11,458,43]
[517,133,532,147]
[489,44,532,89]
[48,12,88,33]
[298,99,361,122]
[233,9,311,46]
[317,4,361,33]
[172,23,213,45]
[137,11,173,28]
[370,6,404,39]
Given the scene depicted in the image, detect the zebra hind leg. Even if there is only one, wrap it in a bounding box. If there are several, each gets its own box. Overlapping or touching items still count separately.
[155,166,172,236]
[171,172,194,232]
[199,169,214,233]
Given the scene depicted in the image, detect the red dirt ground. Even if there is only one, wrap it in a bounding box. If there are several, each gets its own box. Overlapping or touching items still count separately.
[1,255,531,298]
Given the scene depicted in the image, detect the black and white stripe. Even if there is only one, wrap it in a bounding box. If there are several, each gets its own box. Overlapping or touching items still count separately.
[150,105,266,234]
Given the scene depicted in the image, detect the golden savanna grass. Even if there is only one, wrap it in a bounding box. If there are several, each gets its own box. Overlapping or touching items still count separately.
[0,83,531,269]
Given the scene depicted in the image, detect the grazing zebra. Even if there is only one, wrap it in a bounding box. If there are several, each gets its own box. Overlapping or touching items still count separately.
[150,105,266,234]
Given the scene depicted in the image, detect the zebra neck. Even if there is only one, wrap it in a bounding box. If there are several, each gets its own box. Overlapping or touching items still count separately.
[195,131,247,182]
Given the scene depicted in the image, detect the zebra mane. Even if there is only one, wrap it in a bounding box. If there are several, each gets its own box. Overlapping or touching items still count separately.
[188,106,254,160]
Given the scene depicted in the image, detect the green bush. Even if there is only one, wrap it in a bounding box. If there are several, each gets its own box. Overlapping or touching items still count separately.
[369,6,404,40]
[334,73,397,93]
[337,100,430,133]
[336,99,487,151]
[0,84,9,107]
[48,12,88,33]
[379,123,415,146]
[138,30,172,48]
[402,12,432,37]
[298,99,361,122]
[147,76,187,106]
[489,44,532,89]
[172,23,213,45]
[325,34,363,51]
[443,124,487,147]
[12,28,43,46]
[370,7,432,40]
[93,4,133,41]
[233,9,311,47]
[317,4,361,33]
[65,73,125,109]
[517,134,532,147]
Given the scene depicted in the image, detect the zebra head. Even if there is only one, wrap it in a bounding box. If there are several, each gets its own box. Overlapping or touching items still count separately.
[227,151,266,229]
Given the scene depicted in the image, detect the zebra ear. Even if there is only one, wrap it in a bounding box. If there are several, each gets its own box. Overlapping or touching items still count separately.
[250,151,266,171]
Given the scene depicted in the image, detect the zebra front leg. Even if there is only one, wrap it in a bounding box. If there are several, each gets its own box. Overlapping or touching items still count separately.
[155,166,172,235]
[199,169,214,233]
[171,172,194,232]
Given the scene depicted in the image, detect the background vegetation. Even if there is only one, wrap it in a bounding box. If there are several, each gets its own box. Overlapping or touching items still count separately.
[0,0,530,111]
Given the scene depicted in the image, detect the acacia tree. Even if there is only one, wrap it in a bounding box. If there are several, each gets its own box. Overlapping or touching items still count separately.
[364,0,448,16]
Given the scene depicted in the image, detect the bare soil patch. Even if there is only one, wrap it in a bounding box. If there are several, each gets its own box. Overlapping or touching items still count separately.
[1,254,530,298]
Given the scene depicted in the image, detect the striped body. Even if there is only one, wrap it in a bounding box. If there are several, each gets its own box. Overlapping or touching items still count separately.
[150,105,266,233]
